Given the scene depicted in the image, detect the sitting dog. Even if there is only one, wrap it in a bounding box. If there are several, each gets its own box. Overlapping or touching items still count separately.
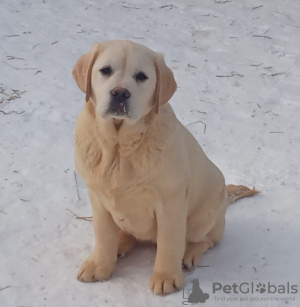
[72,40,258,295]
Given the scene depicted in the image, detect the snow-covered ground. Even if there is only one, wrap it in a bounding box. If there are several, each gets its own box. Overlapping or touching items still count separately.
[1,1,299,306]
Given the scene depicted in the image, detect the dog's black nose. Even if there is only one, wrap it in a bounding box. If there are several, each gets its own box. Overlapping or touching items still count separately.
[110,87,131,101]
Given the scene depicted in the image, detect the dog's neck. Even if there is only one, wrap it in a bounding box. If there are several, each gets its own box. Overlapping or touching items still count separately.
[86,101,155,157]
[79,101,175,180]
[113,119,124,131]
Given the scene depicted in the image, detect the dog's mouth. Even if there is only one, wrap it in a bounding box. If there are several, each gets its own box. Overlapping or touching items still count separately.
[105,100,130,118]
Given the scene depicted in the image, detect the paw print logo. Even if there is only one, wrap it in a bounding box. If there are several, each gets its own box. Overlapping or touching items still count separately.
[256,283,266,293]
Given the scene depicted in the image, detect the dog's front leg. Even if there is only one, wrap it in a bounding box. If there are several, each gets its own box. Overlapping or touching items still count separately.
[149,196,186,295]
[77,188,119,282]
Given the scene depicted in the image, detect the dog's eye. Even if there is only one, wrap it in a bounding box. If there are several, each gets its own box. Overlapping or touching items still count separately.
[100,66,112,76]
[135,72,148,82]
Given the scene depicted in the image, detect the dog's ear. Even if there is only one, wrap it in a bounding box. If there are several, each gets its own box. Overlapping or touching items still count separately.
[153,53,177,114]
[72,44,102,103]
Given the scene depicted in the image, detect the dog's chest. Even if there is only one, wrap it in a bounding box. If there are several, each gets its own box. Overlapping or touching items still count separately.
[103,186,159,241]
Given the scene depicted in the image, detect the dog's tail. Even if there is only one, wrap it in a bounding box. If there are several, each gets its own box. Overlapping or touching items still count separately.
[227,184,259,205]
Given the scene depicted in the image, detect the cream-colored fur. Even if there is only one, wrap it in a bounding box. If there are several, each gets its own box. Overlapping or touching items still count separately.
[72,40,258,295]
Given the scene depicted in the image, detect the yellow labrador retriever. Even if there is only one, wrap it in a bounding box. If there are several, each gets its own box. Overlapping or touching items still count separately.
[72,40,258,295]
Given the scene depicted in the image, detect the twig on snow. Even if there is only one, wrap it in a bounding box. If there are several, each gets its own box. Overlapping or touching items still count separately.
[199,98,214,105]
[185,120,207,134]
[122,5,140,9]
[5,62,38,70]
[251,63,263,67]
[214,0,232,3]
[0,285,11,291]
[74,170,81,200]
[216,71,244,78]
[0,88,26,103]
[191,110,207,115]
[252,5,263,10]
[66,209,93,222]
[271,72,286,77]
[7,56,25,61]
[0,110,25,115]
[160,4,174,9]
[253,34,272,39]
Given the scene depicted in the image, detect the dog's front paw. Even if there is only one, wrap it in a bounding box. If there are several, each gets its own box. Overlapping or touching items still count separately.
[149,271,184,295]
[77,257,115,282]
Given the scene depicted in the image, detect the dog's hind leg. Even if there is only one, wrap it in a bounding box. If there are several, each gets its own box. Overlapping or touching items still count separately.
[183,241,212,270]
[183,216,225,271]
[118,230,137,257]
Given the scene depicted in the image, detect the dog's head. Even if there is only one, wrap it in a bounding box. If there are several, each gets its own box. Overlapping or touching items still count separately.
[72,40,177,123]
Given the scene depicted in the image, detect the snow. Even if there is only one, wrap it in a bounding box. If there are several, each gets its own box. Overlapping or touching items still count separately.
[1,1,299,306]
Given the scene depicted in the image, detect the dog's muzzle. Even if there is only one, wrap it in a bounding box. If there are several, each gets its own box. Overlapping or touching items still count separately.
[106,86,131,117]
